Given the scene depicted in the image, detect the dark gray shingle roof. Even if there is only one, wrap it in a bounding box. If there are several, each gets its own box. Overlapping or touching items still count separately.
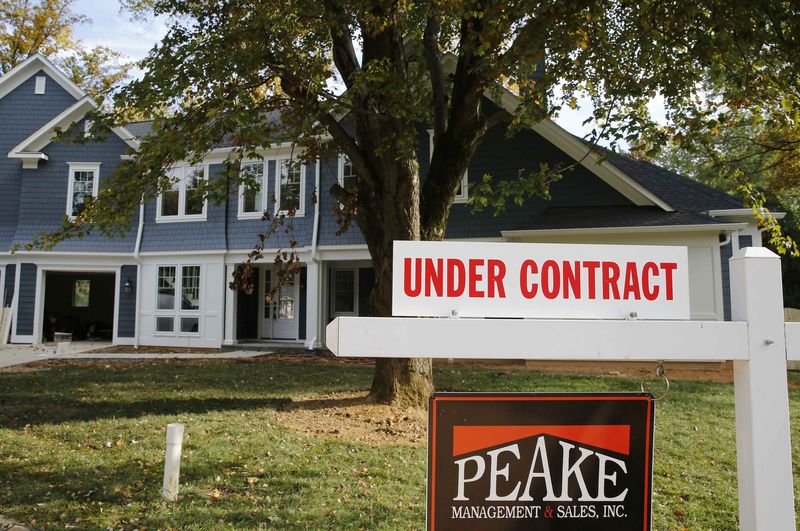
[605,153,742,211]
[518,206,733,231]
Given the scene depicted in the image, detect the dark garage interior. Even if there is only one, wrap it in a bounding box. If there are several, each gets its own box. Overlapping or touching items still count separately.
[43,271,115,341]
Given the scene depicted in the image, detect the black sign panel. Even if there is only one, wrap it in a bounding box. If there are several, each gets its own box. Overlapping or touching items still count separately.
[427,393,655,530]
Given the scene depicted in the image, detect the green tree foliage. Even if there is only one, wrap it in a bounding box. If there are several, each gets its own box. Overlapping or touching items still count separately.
[45,0,800,404]
[0,0,130,95]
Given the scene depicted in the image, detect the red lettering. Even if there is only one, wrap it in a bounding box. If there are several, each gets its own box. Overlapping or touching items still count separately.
[469,259,484,298]
[424,258,443,297]
[404,257,422,297]
[623,262,641,300]
[602,262,621,300]
[487,259,507,298]
[447,259,466,297]
[583,261,600,299]
[642,262,659,300]
[660,262,677,300]
[562,261,581,299]
[542,260,560,299]
[520,260,538,299]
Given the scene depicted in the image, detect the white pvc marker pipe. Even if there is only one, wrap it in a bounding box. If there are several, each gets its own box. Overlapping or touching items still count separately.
[162,423,185,501]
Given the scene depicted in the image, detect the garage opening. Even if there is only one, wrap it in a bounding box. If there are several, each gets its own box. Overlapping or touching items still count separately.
[43,272,116,342]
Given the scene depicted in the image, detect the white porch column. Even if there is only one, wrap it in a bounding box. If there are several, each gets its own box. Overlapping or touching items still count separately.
[305,261,323,349]
[223,264,237,346]
[730,247,796,530]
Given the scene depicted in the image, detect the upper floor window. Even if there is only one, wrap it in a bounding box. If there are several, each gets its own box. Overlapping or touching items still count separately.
[66,162,100,219]
[338,155,358,192]
[157,165,208,222]
[277,159,305,216]
[238,161,267,219]
[427,130,468,204]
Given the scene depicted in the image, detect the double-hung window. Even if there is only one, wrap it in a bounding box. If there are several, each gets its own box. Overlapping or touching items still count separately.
[338,155,358,192]
[427,130,468,203]
[155,265,201,335]
[277,159,305,216]
[238,161,267,219]
[331,269,358,316]
[66,162,101,219]
[157,165,208,222]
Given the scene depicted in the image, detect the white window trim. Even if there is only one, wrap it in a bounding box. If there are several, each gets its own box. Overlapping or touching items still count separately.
[331,268,358,317]
[66,162,101,220]
[427,130,468,204]
[237,160,268,220]
[154,264,202,336]
[275,158,306,217]
[337,154,357,189]
[156,165,209,223]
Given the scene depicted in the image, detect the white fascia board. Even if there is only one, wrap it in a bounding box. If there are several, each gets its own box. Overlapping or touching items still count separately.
[708,208,786,220]
[9,97,96,156]
[8,97,140,159]
[0,53,85,100]
[501,222,749,238]
[486,87,675,212]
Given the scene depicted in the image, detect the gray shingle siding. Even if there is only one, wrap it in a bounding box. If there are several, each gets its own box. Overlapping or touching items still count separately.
[442,125,631,239]
[118,265,137,337]
[11,118,138,252]
[0,71,78,252]
[3,264,14,307]
[225,160,317,252]
[318,156,364,246]
[15,263,36,336]
[720,240,733,321]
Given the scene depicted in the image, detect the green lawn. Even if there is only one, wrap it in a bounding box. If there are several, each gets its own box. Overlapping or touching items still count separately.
[0,359,798,530]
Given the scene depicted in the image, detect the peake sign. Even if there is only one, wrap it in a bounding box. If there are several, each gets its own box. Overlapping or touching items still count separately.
[392,241,690,320]
[427,393,655,531]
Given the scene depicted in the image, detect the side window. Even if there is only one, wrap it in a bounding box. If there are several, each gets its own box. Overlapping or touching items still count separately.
[67,163,100,219]
[277,159,305,216]
[238,161,267,219]
[339,155,358,192]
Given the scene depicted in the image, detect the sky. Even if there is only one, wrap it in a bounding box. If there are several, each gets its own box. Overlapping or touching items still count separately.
[69,1,661,140]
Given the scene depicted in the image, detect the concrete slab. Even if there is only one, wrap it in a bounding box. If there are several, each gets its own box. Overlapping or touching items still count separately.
[0,345,54,368]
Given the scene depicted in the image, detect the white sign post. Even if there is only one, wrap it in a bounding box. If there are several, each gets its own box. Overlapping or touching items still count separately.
[327,242,796,530]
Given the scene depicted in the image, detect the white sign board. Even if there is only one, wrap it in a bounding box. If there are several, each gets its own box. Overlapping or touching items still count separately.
[392,241,690,320]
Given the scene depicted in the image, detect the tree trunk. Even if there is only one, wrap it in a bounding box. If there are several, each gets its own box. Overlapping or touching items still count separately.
[366,245,433,407]
[353,154,433,407]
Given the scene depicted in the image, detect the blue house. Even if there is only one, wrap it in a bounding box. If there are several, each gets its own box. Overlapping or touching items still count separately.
[0,54,762,348]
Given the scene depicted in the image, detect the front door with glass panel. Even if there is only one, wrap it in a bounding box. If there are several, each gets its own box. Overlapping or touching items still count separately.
[261,268,299,339]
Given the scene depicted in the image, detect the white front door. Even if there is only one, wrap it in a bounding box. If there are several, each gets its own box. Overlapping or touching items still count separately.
[265,270,299,340]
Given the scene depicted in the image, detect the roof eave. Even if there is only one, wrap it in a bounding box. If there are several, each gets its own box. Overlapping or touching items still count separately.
[0,53,85,100]
[501,222,749,238]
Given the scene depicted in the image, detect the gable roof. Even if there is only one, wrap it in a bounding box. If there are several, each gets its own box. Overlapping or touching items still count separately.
[601,152,742,211]
[2,66,140,168]
[0,53,84,100]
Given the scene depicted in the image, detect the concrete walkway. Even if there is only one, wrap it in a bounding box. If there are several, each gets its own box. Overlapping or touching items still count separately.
[0,344,281,369]
[0,345,52,369]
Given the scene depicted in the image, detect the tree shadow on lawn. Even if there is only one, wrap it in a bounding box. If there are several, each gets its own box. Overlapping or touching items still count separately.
[0,396,290,429]
[0,360,374,428]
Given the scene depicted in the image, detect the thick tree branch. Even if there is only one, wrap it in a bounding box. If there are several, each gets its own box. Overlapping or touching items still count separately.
[322,0,361,88]
[424,12,447,141]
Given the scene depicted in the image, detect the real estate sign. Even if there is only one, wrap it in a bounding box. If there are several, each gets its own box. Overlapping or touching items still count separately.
[392,241,689,320]
[427,393,655,531]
